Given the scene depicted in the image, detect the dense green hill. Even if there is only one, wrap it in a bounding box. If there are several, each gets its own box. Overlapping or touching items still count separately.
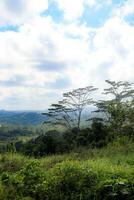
[0,110,47,125]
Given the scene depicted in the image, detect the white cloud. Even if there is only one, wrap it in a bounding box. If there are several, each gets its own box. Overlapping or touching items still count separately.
[92,17,134,82]
[54,0,97,20]
[113,0,134,18]
[0,15,93,109]
[0,0,48,25]
[1,15,134,109]
[0,1,134,109]
[55,0,84,20]
[86,0,96,7]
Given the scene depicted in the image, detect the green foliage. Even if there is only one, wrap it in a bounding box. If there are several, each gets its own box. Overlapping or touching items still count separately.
[22,130,67,156]
[96,178,134,200]
[0,110,47,125]
[0,125,37,143]
[43,86,98,130]
[0,141,134,200]
[20,123,112,156]
[0,80,134,199]
[95,80,134,137]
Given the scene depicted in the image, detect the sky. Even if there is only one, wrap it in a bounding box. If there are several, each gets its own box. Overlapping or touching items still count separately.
[0,0,134,110]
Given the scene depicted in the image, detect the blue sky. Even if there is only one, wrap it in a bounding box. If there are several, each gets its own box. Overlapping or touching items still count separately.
[0,0,134,110]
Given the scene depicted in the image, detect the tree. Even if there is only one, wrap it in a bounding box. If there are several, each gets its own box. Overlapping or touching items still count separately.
[43,86,98,130]
[7,142,16,155]
[43,103,73,130]
[95,80,134,134]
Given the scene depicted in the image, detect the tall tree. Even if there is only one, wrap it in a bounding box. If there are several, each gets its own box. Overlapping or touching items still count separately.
[43,86,98,130]
[43,103,73,129]
[95,80,134,134]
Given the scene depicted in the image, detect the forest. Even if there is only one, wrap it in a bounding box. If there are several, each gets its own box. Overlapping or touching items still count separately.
[0,80,134,200]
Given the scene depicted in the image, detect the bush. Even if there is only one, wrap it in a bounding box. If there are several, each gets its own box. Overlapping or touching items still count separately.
[0,147,134,200]
[22,130,67,157]
[44,161,98,200]
[96,178,134,200]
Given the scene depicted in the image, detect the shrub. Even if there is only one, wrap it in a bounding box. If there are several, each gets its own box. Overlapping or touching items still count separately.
[96,178,134,200]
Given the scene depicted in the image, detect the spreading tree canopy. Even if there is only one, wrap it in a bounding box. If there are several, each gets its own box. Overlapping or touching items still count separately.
[43,86,98,130]
[95,80,134,134]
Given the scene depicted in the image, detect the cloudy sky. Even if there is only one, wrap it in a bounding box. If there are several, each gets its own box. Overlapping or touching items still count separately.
[0,0,134,110]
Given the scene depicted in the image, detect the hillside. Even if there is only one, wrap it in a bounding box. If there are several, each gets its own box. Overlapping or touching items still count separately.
[0,140,134,200]
[0,110,47,125]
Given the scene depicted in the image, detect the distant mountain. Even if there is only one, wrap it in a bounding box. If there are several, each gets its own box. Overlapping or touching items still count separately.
[0,110,47,125]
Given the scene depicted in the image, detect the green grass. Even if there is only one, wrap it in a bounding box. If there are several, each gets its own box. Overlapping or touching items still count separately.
[0,139,134,200]
[0,138,134,173]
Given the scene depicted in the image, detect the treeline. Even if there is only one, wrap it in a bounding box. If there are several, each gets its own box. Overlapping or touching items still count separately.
[0,125,43,153]
[0,80,134,200]
[17,122,110,157]
[9,80,134,157]
[0,125,35,142]
[43,80,134,134]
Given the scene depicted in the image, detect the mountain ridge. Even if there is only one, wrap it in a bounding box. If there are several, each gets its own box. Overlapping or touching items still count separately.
[0,110,47,125]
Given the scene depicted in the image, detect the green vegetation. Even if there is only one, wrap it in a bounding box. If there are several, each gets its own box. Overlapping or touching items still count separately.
[0,124,44,154]
[0,80,134,199]
[43,86,97,130]
[0,139,134,200]
[0,110,47,125]
[18,122,110,157]
[0,125,35,142]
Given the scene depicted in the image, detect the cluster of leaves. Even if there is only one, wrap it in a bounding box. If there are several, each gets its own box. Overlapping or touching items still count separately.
[43,80,134,141]
[94,80,134,136]
[16,120,112,157]
[0,157,134,200]
[43,86,97,130]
